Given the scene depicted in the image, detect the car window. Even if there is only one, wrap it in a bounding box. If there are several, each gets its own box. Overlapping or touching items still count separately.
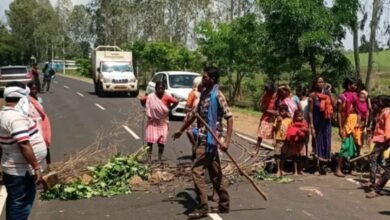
[168,74,198,89]
[0,68,28,75]
[152,74,162,83]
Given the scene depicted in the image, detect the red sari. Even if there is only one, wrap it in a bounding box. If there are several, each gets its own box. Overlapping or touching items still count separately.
[257,92,277,139]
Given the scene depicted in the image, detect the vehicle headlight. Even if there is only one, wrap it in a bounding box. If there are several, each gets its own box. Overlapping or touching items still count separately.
[102,77,110,83]
[171,93,186,102]
[129,78,136,83]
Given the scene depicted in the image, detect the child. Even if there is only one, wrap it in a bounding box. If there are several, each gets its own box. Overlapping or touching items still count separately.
[355,90,370,150]
[286,109,309,175]
[274,104,292,177]
[366,95,390,198]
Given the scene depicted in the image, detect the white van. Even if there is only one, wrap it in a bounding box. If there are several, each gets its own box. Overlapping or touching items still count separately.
[146,71,200,117]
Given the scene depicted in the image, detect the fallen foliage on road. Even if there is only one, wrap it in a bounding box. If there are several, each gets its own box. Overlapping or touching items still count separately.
[41,147,150,200]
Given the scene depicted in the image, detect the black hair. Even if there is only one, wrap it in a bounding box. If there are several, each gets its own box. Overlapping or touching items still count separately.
[155,81,166,90]
[264,82,276,93]
[278,104,289,112]
[378,95,390,108]
[204,66,220,83]
[27,81,37,89]
[310,75,323,92]
[342,76,357,90]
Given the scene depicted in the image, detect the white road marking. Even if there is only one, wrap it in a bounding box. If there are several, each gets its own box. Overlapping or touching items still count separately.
[0,186,8,216]
[95,104,105,110]
[76,92,84,97]
[345,178,361,185]
[185,190,223,220]
[234,132,274,150]
[63,85,69,89]
[122,125,140,140]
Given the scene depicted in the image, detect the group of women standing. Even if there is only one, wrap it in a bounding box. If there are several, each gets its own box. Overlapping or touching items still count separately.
[256,75,371,176]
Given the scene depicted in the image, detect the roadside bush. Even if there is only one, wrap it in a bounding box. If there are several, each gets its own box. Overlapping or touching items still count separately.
[76,58,92,78]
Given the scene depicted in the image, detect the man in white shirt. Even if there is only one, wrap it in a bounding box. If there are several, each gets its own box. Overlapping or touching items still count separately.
[0,82,47,220]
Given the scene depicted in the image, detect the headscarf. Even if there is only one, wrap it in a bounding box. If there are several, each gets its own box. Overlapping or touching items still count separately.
[4,86,30,116]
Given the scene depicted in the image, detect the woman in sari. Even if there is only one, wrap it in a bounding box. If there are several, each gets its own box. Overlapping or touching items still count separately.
[140,81,178,162]
[27,82,52,163]
[185,76,203,146]
[335,77,359,177]
[253,83,277,156]
[277,84,299,117]
[308,76,333,175]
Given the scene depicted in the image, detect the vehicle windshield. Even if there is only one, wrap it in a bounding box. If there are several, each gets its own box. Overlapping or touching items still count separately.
[101,62,133,72]
[1,67,27,75]
[168,74,198,89]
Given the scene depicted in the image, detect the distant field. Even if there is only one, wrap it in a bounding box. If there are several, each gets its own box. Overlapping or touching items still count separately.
[345,50,390,95]
[344,50,390,72]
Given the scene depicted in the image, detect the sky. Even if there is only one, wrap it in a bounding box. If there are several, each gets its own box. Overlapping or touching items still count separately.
[0,0,388,50]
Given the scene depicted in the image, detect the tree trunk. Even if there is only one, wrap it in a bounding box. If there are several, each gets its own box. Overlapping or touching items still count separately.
[308,49,316,75]
[366,0,382,91]
[352,25,360,79]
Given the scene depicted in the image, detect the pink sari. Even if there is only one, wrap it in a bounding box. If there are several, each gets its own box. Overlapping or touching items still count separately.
[145,93,170,144]
[29,97,51,147]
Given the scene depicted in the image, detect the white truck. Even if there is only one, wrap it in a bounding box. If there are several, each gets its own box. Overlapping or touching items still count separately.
[92,45,139,97]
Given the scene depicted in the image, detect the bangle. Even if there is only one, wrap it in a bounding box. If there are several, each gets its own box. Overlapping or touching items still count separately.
[33,166,41,171]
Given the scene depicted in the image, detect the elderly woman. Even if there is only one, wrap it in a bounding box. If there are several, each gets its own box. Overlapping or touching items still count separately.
[277,84,299,117]
[184,76,203,158]
[140,81,178,162]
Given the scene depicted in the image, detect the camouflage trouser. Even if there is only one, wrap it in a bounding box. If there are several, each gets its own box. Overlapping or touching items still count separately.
[192,139,229,211]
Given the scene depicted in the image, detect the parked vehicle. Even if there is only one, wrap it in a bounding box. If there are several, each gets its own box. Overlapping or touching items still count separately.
[146,71,200,117]
[91,45,139,97]
[0,66,32,90]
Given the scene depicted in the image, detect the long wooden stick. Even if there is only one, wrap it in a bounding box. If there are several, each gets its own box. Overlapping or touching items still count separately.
[349,146,388,163]
[195,113,268,201]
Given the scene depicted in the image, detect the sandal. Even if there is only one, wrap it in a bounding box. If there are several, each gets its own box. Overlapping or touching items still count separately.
[210,206,229,214]
[187,210,208,219]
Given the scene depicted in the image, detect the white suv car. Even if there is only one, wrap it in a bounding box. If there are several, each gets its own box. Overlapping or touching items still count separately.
[146,71,200,117]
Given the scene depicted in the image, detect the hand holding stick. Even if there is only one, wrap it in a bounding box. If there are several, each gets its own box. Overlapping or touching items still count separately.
[194,113,268,201]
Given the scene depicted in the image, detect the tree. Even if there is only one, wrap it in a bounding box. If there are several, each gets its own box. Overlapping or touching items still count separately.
[333,0,362,79]
[366,0,383,92]
[0,22,24,65]
[196,14,263,104]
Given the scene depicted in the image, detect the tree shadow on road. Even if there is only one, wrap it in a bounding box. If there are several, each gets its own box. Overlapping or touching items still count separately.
[379,211,390,215]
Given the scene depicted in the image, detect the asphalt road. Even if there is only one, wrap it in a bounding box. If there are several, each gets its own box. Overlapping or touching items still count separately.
[3,75,388,220]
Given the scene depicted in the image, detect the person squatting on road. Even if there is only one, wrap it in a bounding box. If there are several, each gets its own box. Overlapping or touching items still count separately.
[173,66,233,219]
[366,95,390,198]
[0,82,47,220]
[140,81,178,162]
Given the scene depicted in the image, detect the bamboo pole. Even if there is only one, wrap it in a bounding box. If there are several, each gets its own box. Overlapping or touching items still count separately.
[195,113,268,201]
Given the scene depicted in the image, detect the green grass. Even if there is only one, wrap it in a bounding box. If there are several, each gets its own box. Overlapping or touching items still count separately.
[231,106,261,118]
[344,50,390,72]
